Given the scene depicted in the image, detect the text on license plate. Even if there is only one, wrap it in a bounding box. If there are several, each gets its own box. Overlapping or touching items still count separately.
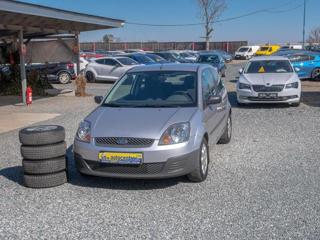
[98,152,143,164]
[258,93,278,98]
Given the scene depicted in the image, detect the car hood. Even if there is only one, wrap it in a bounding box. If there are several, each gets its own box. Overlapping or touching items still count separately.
[242,73,296,85]
[86,107,198,139]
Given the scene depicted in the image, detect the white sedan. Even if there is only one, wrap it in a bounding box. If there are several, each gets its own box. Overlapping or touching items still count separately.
[237,56,301,106]
[85,57,139,82]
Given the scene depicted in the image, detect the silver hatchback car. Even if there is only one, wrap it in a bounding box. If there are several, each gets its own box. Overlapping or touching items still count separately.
[74,64,232,182]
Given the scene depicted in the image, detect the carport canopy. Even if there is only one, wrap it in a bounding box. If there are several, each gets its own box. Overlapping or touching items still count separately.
[0,0,124,105]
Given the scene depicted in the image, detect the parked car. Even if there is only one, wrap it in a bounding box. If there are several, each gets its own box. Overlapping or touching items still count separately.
[255,45,281,56]
[196,53,226,77]
[80,51,105,59]
[237,56,301,106]
[124,49,145,53]
[154,51,192,63]
[74,63,232,182]
[179,51,198,62]
[27,62,76,84]
[212,50,233,62]
[118,53,157,65]
[105,51,125,56]
[280,45,303,50]
[288,52,320,80]
[234,46,260,60]
[85,57,139,82]
[145,53,171,63]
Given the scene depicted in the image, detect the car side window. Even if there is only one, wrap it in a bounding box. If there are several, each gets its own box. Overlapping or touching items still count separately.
[201,69,215,107]
[95,59,105,64]
[104,59,118,66]
[248,48,252,52]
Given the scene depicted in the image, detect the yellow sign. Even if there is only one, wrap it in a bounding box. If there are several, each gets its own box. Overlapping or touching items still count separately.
[258,66,265,73]
[98,152,143,164]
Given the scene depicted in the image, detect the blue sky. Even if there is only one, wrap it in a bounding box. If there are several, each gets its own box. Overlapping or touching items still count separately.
[20,0,319,44]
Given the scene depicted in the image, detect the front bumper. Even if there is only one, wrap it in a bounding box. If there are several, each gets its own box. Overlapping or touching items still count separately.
[237,88,301,104]
[74,138,200,179]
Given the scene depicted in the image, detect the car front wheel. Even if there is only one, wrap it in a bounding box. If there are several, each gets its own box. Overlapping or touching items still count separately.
[86,71,96,83]
[311,68,320,80]
[187,138,209,182]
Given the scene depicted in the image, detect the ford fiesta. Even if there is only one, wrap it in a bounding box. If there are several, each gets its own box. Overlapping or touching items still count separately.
[237,56,301,106]
[74,64,232,182]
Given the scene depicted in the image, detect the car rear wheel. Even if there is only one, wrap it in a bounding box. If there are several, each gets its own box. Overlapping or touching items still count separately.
[86,71,95,83]
[58,72,71,84]
[311,68,320,80]
[187,138,209,182]
[218,114,232,144]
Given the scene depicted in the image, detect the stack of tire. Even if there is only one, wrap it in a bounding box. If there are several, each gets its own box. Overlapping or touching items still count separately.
[19,125,67,188]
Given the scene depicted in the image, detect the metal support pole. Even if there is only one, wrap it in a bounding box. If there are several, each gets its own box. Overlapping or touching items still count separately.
[19,29,27,105]
[75,33,80,75]
[302,0,306,48]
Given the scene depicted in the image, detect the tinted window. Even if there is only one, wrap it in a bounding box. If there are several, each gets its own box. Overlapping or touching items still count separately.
[198,55,220,64]
[130,55,154,64]
[289,54,311,62]
[259,47,270,51]
[245,60,293,73]
[104,59,118,66]
[95,59,105,64]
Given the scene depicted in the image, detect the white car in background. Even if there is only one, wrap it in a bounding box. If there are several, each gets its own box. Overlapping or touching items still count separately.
[237,56,301,106]
[85,57,139,82]
[234,46,260,60]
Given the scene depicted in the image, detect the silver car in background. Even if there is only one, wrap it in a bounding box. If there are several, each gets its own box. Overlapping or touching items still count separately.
[85,57,139,82]
[74,64,232,182]
[237,56,301,106]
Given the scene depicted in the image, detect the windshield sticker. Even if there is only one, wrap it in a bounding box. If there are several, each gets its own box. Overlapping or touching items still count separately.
[258,66,265,73]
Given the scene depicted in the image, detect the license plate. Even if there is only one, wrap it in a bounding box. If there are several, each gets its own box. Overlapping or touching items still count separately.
[258,93,278,98]
[98,152,143,165]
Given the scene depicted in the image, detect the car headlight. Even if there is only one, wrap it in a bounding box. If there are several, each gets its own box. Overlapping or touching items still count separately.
[238,82,251,90]
[77,120,91,143]
[159,122,190,145]
[286,82,299,89]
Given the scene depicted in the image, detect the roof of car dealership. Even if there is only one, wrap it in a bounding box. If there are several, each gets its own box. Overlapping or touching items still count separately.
[0,0,125,38]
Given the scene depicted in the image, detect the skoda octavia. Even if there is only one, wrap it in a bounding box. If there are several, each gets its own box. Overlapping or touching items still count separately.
[74,64,232,182]
[237,56,301,106]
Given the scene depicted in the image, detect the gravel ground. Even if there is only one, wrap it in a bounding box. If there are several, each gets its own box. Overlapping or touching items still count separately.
[1,63,320,239]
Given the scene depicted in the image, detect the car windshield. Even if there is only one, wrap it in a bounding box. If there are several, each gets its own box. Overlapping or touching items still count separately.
[147,54,166,62]
[259,47,270,51]
[245,60,293,73]
[197,55,220,64]
[132,55,154,64]
[103,71,197,107]
[238,47,249,52]
[117,57,138,65]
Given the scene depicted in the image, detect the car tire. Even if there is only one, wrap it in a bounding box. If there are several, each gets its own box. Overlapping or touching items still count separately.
[291,101,300,107]
[187,138,209,182]
[58,71,71,84]
[311,68,320,80]
[218,114,232,144]
[24,171,67,188]
[21,141,66,160]
[86,71,96,83]
[23,157,66,175]
[19,125,65,146]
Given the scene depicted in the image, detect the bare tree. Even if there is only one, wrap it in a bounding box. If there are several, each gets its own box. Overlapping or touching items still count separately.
[308,27,320,45]
[197,0,227,50]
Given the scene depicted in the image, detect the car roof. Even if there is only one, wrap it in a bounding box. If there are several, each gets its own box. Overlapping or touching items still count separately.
[127,63,205,73]
[250,56,289,61]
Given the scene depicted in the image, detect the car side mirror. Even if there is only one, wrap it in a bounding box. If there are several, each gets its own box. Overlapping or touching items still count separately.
[239,68,243,74]
[206,95,222,105]
[94,96,103,104]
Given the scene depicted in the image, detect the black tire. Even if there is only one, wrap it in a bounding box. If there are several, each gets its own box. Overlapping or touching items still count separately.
[58,71,71,84]
[23,157,66,175]
[187,138,209,182]
[218,114,232,144]
[24,171,67,188]
[21,141,66,160]
[86,71,95,83]
[311,68,320,80]
[19,125,65,146]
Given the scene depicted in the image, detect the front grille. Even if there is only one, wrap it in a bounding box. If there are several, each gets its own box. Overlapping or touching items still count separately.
[247,95,298,101]
[85,160,164,174]
[252,85,284,92]
[95,137,154,148]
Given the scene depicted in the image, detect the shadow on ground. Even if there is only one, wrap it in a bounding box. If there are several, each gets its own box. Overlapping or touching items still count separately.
[0,166,24,186]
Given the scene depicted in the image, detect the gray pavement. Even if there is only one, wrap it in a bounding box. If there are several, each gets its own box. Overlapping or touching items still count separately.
[1,63,320,239]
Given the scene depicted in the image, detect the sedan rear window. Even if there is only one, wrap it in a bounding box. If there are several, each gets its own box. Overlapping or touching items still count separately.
[245,60,293,73]
[197,55,220,64]
[103,71,197,107]
[117,57,138,65]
